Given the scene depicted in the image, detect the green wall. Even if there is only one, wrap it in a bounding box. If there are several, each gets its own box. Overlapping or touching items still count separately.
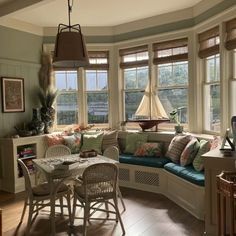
[0,26,43,138]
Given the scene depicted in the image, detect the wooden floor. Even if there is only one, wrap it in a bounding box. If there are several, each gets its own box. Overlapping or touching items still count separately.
[0,188,204,236]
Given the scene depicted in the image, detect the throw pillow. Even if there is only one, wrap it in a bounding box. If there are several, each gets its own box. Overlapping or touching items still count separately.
[64,133,82,154]
[166,135,192,163]
[193,139,211,172]
[46,134,65,147]
[124,133,148,154]
[101,130,119,152]
[81,132,104,154]
[134,142,163,157]
[180,137,200,166]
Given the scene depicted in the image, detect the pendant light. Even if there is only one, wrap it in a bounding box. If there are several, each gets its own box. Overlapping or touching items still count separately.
[53,0,89,68]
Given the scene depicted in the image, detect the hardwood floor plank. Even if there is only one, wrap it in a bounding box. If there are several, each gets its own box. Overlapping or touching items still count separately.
[0,188,204,236]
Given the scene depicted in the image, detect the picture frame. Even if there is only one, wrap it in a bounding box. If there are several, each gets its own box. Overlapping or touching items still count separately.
[1,77,25,113]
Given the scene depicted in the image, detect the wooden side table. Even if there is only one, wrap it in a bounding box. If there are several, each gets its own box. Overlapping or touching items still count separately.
[216,171,236,236]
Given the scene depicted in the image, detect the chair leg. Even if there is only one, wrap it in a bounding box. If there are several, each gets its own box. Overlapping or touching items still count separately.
[25,202,34,236]
[59,196,64,216]
[105,201,109,219]
[19,197,28,223]
[66,193,72,226]
[83,204,89,236]
[117,187,126,211]
[113,197,125,235]
[72,196,77,224]
[217,192,221,236]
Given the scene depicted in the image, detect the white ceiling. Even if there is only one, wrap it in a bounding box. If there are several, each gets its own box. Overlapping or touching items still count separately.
[7,0,202,27]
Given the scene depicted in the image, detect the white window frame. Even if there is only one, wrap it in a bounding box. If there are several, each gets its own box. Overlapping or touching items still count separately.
[156,61,189,131]
[85,69,109,128]
[203,54,220,133]
[54,70,79,130]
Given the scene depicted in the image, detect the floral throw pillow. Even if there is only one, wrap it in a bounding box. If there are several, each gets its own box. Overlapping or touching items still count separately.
[193,139,211,172]
[134,142,163,157]
[64,133,82,154]
[124,133,148,154]
[166,135,192,163]
[46,134,65,147]
[180,137,200,166]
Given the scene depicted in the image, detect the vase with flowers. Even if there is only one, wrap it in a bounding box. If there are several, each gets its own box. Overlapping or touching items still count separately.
[170,108,183,134]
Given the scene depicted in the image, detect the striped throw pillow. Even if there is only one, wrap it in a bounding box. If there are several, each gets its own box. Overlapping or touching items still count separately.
[180,137,200,166]
[81,132,104,154]
[102,130,119,152]
[193,139,211,171]
[166,135,191,163]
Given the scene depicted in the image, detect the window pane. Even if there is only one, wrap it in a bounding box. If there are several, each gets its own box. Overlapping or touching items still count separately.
[137,67,148,89]
[204,84,220,132]
[97,71,108,90]
[86,71,96,91]
[158,62,188,87]
[158,64,172,86]
[124,69,136,89]
[87,92,108,123]
[55,72,67,90]
[124,54,136,62]
[137,52,148,61]
[56,93,78,125]
[67,72,77,90]
[158,88,188,124]
[206,55,220,82]
[125,91,144,120]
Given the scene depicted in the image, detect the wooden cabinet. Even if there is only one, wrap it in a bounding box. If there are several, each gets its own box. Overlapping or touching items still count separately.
[0,136,47,193]
[203,148,236,236]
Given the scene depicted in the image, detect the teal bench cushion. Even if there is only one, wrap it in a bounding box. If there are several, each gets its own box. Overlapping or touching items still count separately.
[119,154,170,168]
[164,162,205,186]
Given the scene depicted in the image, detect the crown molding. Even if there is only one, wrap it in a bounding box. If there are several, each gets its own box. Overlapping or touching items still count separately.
[0,17,43,35]
[0,0,235,41]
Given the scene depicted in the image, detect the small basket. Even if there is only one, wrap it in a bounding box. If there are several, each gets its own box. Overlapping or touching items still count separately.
[80,150,97,158]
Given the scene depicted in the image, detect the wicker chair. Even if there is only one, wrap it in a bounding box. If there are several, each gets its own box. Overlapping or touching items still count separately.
[18,159,72,235]
[45,144,71,158]
[36,145,71,185]
[103,146,126,211]
[216,171,236,236]
[72,163,125,236]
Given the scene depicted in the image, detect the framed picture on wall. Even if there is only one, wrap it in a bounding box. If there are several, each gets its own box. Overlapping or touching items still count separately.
[1,77,25,112]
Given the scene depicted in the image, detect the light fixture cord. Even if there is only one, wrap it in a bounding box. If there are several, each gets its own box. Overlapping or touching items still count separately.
[68,0,73,30]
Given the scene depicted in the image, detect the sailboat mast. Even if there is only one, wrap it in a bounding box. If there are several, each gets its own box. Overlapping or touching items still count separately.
[148,46,152,120]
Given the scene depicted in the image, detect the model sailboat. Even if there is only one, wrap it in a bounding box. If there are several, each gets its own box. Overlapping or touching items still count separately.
[129,82,169,131]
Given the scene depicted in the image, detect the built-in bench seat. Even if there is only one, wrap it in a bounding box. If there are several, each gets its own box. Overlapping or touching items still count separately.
[117,131,212,221]
[119,154,170,168]
[164,162,205,187]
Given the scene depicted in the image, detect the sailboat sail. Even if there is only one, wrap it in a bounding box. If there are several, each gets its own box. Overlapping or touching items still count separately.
[135,83,168,119]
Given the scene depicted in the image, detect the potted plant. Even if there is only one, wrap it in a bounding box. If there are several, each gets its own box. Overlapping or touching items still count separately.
[38,88,58,133]
[169,109,183,134]
[120,121,127,131]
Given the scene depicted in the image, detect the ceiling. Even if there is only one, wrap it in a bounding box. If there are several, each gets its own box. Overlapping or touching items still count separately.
[4,0,202,27]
